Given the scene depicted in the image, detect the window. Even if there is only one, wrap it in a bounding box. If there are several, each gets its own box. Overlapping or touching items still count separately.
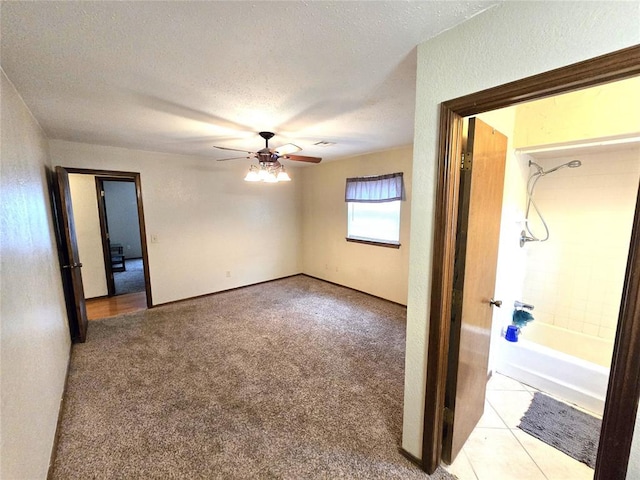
[345,172,404,247]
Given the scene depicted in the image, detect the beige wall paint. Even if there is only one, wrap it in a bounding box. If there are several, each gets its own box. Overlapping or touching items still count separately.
[301,147,412,305]
[68,174,108,298]
[514,76,640,148]
[0,71,71,479]
[49,140,303,305]
[403,0,640,459]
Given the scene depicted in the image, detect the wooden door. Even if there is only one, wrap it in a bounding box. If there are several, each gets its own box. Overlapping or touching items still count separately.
[53,166,89,342]
[442,117,507,463]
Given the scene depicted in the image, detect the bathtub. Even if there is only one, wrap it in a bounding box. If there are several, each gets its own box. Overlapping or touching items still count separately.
[495,323,611,415]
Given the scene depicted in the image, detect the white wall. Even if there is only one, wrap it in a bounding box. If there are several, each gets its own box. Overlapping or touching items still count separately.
[68,174,108,298]
[104,180,142,258]
[0,70,71,479]
[49,140,303,305]
[402,0,640,459]
[301,147,412,305]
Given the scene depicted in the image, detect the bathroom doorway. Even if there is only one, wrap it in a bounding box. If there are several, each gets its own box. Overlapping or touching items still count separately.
[446,90,640,478]
[421,46,640,479]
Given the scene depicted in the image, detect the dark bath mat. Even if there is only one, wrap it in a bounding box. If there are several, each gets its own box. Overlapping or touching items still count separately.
[518,392,601,468]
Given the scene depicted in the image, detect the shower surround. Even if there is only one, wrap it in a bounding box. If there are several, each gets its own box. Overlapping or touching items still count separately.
[496,144,639,415]
[519,146,639,366]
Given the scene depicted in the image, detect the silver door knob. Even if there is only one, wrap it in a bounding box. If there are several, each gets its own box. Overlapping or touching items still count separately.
[490,299,502,308]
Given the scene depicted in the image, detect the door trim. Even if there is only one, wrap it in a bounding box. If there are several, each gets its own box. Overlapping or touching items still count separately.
[63,168,153,309]
[422,44,640,477]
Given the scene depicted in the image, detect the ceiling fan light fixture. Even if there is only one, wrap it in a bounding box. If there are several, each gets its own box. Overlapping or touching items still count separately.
[263,171,278,183]
[258,166,270,180]
[276,166,291,182]
[244,165,260,182]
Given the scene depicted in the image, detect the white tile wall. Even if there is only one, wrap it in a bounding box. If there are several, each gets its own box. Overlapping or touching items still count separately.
[522,147,639,346]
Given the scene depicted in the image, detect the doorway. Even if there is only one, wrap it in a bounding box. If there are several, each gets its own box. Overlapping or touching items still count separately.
[63,168,152,323]
[95,178,145,297]
[421,45,640,479]
[446,86,640,478]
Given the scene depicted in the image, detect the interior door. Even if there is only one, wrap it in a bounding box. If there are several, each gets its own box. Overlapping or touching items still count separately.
[442,117,508,463]
[53,166,89,342]
[95,177,116,296]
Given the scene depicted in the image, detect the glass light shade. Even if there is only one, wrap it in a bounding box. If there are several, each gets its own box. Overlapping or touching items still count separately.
[244,166,260,182]
[276,170,291,182]
[258,167,269,180]
[264,171,278,183]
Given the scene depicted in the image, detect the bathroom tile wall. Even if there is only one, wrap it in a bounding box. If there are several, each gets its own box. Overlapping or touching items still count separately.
[522,146,640,341]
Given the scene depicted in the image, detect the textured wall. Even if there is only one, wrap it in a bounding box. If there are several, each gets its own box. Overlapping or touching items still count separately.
[0,71,70,478]
[49,140,303,305]
[301,147,412,305]
[103,180,142,258]
[403,1,640,459]
[514,76,640,148]
[68,174,108,298]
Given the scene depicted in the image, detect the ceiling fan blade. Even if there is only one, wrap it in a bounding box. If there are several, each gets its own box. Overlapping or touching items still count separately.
[216,155,255,162]
[214,145,254,154]
[282,154,322,164]
[274,143,302,155]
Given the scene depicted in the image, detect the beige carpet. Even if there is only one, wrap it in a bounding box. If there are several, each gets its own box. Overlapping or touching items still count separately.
[51,275,453,479]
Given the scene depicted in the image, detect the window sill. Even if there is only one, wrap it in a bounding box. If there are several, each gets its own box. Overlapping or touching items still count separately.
[345,237,401,249]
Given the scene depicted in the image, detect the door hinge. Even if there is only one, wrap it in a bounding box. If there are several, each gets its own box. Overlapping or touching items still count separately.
[461,152,472,171]
[101,190,105,197]
[443,407,454,426]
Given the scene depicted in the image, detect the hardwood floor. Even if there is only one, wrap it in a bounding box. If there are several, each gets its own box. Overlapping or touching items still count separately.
[86,292,147,320]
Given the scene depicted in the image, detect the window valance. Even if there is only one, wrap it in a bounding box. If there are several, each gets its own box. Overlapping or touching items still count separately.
[345,172,404,203]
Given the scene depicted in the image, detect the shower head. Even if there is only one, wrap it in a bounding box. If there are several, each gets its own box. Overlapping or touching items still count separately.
[529,159,582,176]
[544,159,582,174]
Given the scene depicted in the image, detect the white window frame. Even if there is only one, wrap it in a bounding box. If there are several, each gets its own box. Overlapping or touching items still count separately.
[346,200,401,248]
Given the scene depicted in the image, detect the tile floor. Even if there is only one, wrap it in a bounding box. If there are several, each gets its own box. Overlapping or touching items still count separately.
[444,373,596,480]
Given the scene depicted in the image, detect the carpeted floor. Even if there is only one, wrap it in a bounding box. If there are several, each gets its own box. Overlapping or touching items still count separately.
[519,392,601,468]
[114,258,146,295]
[51,275,452,479]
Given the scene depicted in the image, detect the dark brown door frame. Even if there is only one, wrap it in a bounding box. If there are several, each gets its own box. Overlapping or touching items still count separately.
[422,44,640,478]
[63,168,153,309]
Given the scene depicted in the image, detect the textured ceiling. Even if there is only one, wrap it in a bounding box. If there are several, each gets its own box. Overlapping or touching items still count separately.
[1,1,497,162]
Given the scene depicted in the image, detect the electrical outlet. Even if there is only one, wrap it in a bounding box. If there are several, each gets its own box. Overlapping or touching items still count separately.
[150,234,159,243]
[226,271,231,278]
